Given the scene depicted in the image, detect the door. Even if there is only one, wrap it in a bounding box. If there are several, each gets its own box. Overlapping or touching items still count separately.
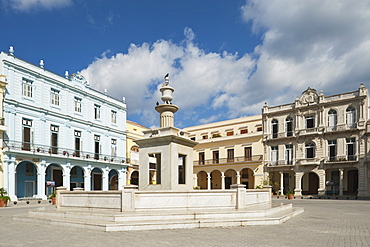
[93,173,102,190]
[24,181,34,197]
[347,170,358,195]
[23,127,31,150]
[51,133,58,154]
[225,177,232,189]
[308,172,319,194]
[53,169,63,187]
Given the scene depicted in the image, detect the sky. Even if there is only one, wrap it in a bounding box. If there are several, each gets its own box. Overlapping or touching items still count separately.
[1,0,370,128]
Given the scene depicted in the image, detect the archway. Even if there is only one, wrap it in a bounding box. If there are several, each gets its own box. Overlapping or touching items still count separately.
[45,163,63,196]
[224,169,237,189]
[197,171,207,189]
[109,169,118,190]
[210,170,221,189]
[16,161,37,198]
[70,166,84,190]
[130,171,139,185]
[240,168,254,189]
[91,167,103,190]
[302,172,319,195]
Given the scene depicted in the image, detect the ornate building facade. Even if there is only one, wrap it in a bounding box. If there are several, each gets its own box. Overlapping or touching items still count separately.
[262,84,369,197]
[0,49,128,201]
[184,115,264,190]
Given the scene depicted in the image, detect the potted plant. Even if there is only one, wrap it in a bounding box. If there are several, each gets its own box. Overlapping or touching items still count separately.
[0,187,11,207]
[49,191,56,205]
[286,191,294,199]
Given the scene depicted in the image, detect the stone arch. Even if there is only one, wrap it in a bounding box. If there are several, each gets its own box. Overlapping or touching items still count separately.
[239,167,254,189]
[224,169,237,189]
[109,169,119,190]
[45,163,63,195]
[70,165,84,190]
[91,167,103,191]
[16,161,38,198]
[130,170,139,185]
[301,172,319,195]
[210,170,222,189]
[196,170,208,189]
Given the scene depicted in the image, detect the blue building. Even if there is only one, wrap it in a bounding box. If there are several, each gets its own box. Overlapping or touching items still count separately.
[0,47,128,201]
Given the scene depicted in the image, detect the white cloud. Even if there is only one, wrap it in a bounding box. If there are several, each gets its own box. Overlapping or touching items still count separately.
[7,0,72,11]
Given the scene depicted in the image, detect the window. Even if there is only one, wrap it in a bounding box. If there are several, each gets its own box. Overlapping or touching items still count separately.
[178,154,186,184]
[111,110,117,124]
[257,126,263,132]
[111,139,117,157]
[346,107,356,129]
[271,119,278,138]
[328,140,337,161]
[227,149,234,163]
[240,129,248,134]
[285,145,293,165]
[346,137,356,161]
[271,146,278,165]
[202,135,208,140]
[74,130,81,157]
[94,104,101,120]
[22,78,33,98]
[286,117,293,136]
[305,143,315,158]
[212,133,221,138]
[190,137,196,141]
[213,150,219,164]
[74,97,82,113]
[226,131,234,136]
[149,153,161,184]
[328,109,337,131]
[51,88,60,106]
[244,147,252,161]
[26,162,34,176]
[22,118,32,151]
[199,152,205,165]
[306,116,315,129]
[50,125,59,154]
[94,135,100,160]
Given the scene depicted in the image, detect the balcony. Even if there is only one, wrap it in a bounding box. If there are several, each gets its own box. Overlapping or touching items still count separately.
[325,123,358,133]
[326,155,358,162]
[266,160,294,167]
[3,140,127,164]
[265,132,295,140]
[296,158,321,165]
[194,155,263,166]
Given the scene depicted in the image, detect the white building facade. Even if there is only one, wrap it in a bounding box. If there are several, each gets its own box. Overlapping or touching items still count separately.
[262,85,369,197]
[0,49,128,201]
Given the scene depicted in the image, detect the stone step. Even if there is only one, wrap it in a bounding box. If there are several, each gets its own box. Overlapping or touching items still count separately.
[12,205,304,232]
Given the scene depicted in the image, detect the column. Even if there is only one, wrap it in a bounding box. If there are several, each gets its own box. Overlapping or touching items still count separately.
[294,172,302,196]
[193,173,198,188]
[7,159,17,201]
[36,161,47,200]
[236,171,241,184]
[280,171,284,195]
[118,168,127,189]
[207,172,211,190]
[339,169,344,196]
[221,171,225,190]
[63,163,71,191]
[318,169,326,196]
[84,166,91,191]
[102,168,109,191]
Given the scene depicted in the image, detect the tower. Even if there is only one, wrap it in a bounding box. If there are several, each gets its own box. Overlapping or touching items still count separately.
[135,74,197,191]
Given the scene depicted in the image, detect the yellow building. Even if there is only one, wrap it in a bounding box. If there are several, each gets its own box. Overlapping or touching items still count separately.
[126,120,149,185]
[0,75,7,188]
[184,115,264,190]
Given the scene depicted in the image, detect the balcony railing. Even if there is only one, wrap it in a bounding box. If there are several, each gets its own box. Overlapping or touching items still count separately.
[266,160,294,166]
[265,132,295,140]
[3,140,127,164]
[326,124,357,132]
[326,155,358,162]
[194,155,263,165]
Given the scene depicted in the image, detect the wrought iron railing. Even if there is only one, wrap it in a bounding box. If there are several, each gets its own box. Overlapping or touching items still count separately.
[326,124,357,132]
[194,155,263,165]
[3,140,127,164]
[266,160,294,166]
[326,155,358,162]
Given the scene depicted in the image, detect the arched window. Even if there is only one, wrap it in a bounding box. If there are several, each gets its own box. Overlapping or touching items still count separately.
[346,106,356,129]
[285,117,293,137]
[328,109,337,131]
[271,119,278,138]
[305,143,315,158]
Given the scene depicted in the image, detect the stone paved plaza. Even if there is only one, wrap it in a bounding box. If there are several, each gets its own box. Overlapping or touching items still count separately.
[1,198,370,247]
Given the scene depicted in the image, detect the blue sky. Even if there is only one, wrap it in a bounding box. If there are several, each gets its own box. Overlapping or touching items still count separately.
[1,0,370,128]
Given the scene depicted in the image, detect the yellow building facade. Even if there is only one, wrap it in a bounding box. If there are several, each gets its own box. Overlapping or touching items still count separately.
[126,120,149,185]
[184,115,264,190]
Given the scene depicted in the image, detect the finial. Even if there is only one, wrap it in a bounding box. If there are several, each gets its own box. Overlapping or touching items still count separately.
[9,46,14,56]
[104,89,107,95]
[122,96,126,103]
[164,73,169,86]
[40,60,44,68]
[65,71,69,79]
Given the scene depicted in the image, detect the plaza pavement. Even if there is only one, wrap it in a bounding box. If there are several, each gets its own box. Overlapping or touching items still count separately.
[1,198,369,247]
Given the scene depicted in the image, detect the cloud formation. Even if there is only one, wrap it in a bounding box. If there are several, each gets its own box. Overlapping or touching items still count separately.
[5,0,72,11]
[82,1,370,127]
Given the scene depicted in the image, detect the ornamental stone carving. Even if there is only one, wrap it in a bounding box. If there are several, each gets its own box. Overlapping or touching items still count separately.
[299,87,319,105]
